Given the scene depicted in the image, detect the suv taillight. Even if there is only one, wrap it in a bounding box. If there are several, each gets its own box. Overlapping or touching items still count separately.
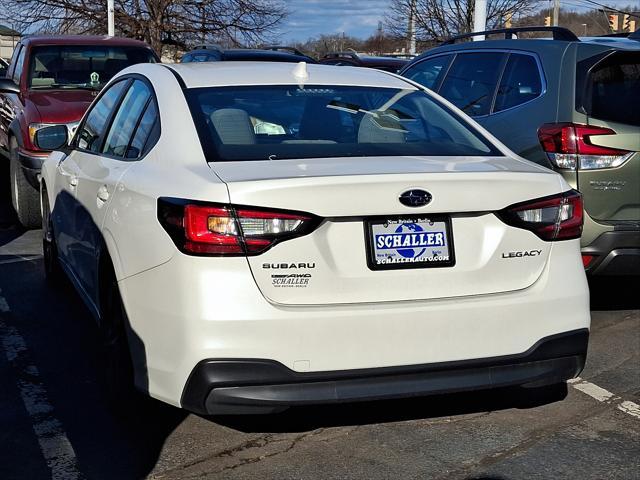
[497,190,583,241]
[158,199,320,256]
[538,123,632,170]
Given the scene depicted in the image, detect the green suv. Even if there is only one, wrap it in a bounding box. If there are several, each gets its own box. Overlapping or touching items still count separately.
[401,27,640,275]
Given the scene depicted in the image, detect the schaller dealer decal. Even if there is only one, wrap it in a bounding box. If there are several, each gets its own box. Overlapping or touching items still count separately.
[263,263,315,288]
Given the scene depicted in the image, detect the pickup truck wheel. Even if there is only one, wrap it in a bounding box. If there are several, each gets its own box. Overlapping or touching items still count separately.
[41,186,64,284]
[100,276,139,415]
[9,137,42,229]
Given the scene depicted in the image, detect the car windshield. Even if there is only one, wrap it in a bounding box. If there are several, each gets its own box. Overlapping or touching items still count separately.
[186,85,501,162]
[28,45,156,90]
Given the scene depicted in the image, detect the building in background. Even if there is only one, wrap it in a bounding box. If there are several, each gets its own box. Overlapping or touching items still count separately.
[0,25,21,60]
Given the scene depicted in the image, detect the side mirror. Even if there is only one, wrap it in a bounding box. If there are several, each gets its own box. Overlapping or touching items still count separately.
[34,125,68,151]
[0,78,20,94]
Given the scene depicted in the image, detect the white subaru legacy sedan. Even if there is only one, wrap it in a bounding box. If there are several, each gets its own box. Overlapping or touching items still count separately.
[38,62,590,415]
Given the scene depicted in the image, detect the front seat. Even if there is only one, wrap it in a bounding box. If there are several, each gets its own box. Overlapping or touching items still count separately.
[210,108,256,144]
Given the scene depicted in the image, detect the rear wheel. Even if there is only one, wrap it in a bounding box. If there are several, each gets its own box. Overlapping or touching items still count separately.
[100,275,139,415]
[9,137,41,229]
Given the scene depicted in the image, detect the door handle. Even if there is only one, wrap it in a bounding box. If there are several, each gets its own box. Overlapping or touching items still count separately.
[68,175,78,187]
[97,185,110,202]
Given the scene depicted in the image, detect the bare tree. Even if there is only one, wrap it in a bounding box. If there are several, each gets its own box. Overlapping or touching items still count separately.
[385,0,537,44]
[4,0,287,56]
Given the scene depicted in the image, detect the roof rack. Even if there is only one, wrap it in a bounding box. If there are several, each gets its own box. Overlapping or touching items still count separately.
[261,45,307,56]
[441,26,579,45]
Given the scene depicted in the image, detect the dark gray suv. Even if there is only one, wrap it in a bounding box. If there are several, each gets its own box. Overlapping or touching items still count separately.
[401,27,640,276]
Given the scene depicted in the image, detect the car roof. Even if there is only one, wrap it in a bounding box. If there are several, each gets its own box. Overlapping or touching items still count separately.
[579,36,640,50]
[411,35,640,62]
[20,35,153,48]
[163,62,416,89]
[415,38,575,57]
[184,48,316,63]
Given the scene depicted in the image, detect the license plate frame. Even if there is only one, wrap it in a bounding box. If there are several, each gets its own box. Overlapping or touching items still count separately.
[364,215,456,271]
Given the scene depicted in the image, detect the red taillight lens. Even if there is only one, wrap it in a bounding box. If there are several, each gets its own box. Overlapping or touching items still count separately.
[497,190,583,241]
[184,205,243,254]
[538,123,632,170]
[582,254,595,268]
[158,199,318,256]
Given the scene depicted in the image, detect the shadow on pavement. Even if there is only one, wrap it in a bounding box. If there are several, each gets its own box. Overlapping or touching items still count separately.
[589,275,640,311]
[214,383,567,434]
[0,243,187,480]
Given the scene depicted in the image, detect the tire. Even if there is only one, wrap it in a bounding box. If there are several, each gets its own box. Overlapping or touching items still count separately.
[41,186,64,284]
[100,275,140,416]
[9,137,41,229]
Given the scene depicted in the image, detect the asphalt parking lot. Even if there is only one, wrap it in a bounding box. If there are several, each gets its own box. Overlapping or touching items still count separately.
[0,162,638,480]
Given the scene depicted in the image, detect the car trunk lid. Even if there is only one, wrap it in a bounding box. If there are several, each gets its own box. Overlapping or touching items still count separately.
[211,156,561,305]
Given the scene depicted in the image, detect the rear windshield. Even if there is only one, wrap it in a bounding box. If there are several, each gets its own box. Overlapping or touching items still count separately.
[186,85,501,162]
[28,45,156,90]
[584,51,640,126]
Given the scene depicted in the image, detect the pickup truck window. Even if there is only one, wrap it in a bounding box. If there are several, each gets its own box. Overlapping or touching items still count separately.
[28,45,156,90]
[12,45,25,85]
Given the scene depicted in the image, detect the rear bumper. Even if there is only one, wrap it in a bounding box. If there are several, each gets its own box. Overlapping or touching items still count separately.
[182,329,588,415]
[583,230,640,275]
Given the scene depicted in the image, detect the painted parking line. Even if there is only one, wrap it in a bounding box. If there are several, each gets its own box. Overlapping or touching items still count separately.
[0,289,83,479]
[568,377,640,420]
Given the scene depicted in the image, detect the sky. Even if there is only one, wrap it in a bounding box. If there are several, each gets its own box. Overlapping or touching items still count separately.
[277,0,392,42]
[276,0,639,42]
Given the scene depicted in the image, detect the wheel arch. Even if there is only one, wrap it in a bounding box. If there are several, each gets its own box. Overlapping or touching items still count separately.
[97,230,125,321]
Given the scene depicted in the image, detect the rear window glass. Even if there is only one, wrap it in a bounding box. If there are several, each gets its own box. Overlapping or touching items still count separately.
[586,52,640,126]
[185,85,501,162]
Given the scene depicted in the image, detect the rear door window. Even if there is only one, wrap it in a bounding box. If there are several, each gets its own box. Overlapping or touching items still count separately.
[402,54,452,91]
[494,54,543,112]
[439,52,506,116]
[586,52,640,126]
[76,80,128,152]
[102,80,152,158]
[128,98,159,158]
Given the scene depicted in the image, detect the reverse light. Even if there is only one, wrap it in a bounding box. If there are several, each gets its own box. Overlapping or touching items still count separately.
[158,199,318,256]
[497,190,584,241]
[538,123,633,170]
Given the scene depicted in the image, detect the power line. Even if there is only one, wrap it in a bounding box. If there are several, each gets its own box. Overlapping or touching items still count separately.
[573,0,640,17]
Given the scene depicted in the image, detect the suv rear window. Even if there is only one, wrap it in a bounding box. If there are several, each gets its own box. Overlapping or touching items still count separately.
[584,51,640,126]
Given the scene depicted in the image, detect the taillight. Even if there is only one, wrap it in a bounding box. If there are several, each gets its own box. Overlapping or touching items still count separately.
[158,199,319,256]
[538,123,633,170]
[497,190,583,241]
[582,254,596,268]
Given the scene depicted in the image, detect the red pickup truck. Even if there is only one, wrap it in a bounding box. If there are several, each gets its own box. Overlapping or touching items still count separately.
[0,35,158,228]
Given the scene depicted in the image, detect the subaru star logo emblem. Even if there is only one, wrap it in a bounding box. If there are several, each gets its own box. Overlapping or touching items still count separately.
[399,189,432,207]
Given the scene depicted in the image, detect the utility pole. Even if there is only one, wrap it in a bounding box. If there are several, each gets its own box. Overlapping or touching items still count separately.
[473,0,487,40]
[107,0,115,36]
[408,0,416,55]
[553,0,560,26]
